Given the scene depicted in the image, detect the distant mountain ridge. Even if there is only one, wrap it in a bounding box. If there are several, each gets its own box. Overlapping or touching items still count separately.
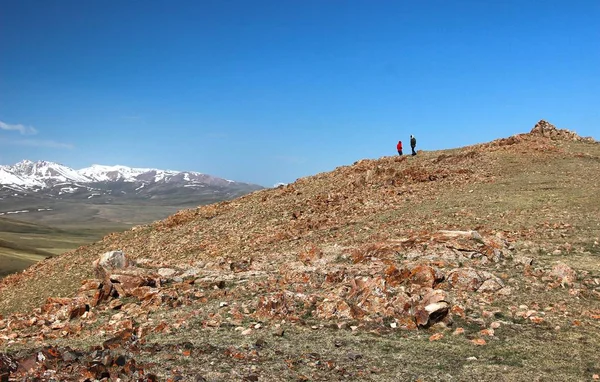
[0,160,238,187]
[0,160,263,205]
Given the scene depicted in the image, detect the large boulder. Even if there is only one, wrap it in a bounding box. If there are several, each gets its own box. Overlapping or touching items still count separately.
[91,251,159,303]
[93,250,132,279]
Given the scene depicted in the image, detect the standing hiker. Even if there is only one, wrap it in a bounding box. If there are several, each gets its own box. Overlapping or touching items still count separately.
[396,140,403,155]
[410,135,417,156]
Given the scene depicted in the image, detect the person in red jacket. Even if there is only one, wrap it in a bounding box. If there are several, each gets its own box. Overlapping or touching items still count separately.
[396,140,403,155]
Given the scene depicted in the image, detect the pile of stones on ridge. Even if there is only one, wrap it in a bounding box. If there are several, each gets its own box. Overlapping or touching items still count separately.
[530,119,596,142]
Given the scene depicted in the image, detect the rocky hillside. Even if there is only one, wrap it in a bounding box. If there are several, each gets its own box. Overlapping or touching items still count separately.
[0,120,599,381]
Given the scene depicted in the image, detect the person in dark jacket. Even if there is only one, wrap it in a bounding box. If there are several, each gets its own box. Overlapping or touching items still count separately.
[410,135,417,155]
[396,140,403,155]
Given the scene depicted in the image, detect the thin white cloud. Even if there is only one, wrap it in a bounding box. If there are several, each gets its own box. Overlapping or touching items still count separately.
[0,120,38,135]
[0,137,73,149]
[0,120,71,149]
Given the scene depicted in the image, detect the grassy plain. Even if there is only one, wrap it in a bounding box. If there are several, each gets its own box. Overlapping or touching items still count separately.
[0,201,192,278]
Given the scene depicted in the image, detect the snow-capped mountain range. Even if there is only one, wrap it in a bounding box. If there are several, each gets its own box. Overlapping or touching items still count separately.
[0,160,263,205]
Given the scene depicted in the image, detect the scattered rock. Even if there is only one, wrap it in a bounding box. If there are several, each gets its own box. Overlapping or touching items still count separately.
[477,279,504,293]
[514,256,534,266]
[68,303,88,320]
[272,327,285,337]
[496,286,513,296]
[429,333,444,341]
[347,352,363,361]
[549,262,577,284]
[447,268,483,291]
[453,328,465,336]
[158,268,177,278]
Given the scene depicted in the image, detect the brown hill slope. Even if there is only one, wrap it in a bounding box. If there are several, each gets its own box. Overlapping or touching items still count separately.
[1,120,598,315]
[1,120,599,381]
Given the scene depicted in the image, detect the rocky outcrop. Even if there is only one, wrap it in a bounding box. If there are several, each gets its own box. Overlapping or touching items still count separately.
[91,251,161,306]
[1,229,597,380]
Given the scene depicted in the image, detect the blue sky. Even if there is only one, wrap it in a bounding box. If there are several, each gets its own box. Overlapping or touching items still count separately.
[1,0,599,186]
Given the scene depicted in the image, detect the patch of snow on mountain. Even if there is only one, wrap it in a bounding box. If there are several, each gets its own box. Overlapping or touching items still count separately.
[60,186,78,193]
[153,170,180,182]
[0,167,44,187]
[78,164,157,182]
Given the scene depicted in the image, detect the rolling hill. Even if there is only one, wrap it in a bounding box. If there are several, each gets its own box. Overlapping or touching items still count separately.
[0,120,598,381]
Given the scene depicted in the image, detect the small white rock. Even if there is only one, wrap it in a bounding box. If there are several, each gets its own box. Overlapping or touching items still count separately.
[158,268,177,278]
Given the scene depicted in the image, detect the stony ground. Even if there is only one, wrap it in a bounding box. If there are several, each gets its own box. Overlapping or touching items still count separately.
[1,121,599,381]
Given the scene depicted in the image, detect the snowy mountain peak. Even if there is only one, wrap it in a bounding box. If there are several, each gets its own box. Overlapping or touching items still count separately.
[8,160,90,183]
